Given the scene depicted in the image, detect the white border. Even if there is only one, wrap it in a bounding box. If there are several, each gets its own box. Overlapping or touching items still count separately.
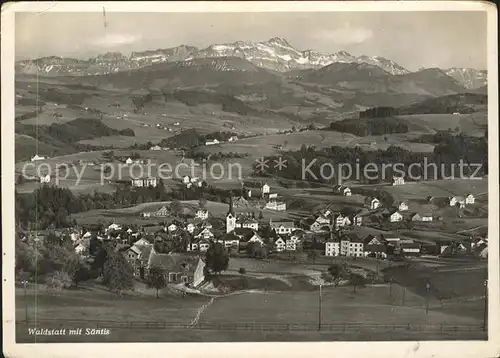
[2,2,499,358]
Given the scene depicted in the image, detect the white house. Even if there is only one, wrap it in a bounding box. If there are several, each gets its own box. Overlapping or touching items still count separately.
[167,223,178,233]
[262,183,270,196]
[125,158,133,165]
[198,239,211,252]
[74,242,88,256]
[389,211,403,223]
[335,214,352,228]
[182,176,191,184]
[392,176,405,186]
[286,236,300,251]
[150,145,161,151]
[274,237,286,252]
[366,197,381,210]
[195,209,209,221]
[325,240,340,256]
[31,154,45,162]
[235,217,259,231]
[352,213,363,226]
[39,174,51,183]
[340,234,364,257]
[228,136,239,142]
[195,227,214,240]
[465,194,475,204]
[270,220,296,235]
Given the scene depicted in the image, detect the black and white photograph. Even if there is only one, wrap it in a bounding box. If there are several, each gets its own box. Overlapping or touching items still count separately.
[2,1,499,357]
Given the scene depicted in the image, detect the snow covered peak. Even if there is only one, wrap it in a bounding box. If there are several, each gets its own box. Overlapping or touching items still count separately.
[266,37,293,48]
[444,68,487,89]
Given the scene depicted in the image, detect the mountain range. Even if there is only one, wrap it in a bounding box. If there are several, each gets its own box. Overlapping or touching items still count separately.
[15,37,487,89]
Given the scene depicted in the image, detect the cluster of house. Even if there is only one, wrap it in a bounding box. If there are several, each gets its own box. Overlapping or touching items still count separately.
[181,175,207,189]
[261,183,286,211]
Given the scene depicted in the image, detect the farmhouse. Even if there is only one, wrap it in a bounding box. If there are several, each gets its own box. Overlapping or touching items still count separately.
[228,136,239,142]
[270,220,296,235]
[217,233,241,250]
[125,157,133,165]
[182,176,191,184]
[363,235,387,258]
[411,213,433,222]
[131,177,158,188]
[265,198,286,211]
[365,197,381,210]
[194,227,214,240]
[392,176,405,186]
[146,251,206,287]
[383,209,403,223]
[340,233,364,257]
[465,194,475,204]
[195,209,209,220]
[235,229,264,247]
[149,145,161,151]
[395,239,420,256]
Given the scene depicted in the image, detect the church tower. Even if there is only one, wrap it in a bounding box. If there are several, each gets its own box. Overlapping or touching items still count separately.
[226,196,236,233]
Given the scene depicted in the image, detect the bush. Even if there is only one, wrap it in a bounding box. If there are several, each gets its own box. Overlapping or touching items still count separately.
[45,271,72,292]
[238,267,246,275]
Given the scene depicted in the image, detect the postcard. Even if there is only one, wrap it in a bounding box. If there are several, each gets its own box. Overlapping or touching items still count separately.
[2,2,499,358]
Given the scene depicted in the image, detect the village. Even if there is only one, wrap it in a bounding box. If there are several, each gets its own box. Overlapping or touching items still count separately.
[20,174,489,293]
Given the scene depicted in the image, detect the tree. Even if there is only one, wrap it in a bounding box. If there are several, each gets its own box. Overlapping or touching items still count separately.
[258,211,264,220]
[238,267,246,275]
[350,273,366,293]
[45,271,72,293]
[147,266,167,298]
[205,242,229,275]
[328,264,347,287]
[17,174,25,185]
[73,266,91,288]
[103,252,134,294]
[308,249,319,264]
[170,200,182,217]
[198,198,207,210]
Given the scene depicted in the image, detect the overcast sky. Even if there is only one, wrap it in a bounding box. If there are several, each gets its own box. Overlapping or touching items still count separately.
[16,11,487,70]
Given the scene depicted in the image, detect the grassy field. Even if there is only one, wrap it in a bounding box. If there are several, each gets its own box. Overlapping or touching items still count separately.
[200,285,482,325]
[384,179,488,201]
[15,284,208,325]
[399,112,488,137]
[15,280,486,343]
[70,199,293,225]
